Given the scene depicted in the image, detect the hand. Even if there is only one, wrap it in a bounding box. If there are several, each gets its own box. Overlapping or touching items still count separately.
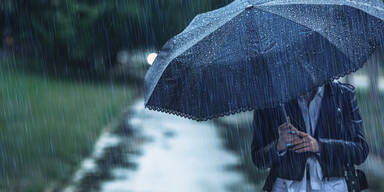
[292,131,320,153]
[277,117,301,152]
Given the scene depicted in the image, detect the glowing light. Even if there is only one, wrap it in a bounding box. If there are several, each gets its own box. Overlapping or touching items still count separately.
[147,53,158,65]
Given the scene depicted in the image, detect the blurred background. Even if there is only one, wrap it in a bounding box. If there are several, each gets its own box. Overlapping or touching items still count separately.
[0,0,383,192]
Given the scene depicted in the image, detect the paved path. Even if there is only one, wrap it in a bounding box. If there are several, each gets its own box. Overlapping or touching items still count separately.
[63,75,384,192]
[64,100,256,192]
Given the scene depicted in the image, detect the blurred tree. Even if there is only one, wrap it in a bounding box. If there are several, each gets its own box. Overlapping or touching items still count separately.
[0,0,233,77]
[368,49,384,99]
[1,0,108,74]
[1,0,13,48]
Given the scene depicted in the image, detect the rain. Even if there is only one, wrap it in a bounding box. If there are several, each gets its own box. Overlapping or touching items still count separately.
[0,0,384,192]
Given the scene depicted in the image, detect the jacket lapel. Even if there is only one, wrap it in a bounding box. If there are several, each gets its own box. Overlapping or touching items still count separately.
[285,82,334,137]
[314,82,335,138]
[286,99,306,132]
[314,93,328,138]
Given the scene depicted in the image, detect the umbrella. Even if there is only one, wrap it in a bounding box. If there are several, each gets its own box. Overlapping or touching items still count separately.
[144,0,384,121]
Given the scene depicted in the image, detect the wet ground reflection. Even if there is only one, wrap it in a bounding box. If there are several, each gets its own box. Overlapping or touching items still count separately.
[64,100,257,192]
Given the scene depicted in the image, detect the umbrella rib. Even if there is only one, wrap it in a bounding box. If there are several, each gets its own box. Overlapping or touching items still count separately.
[145,3,251,106]
[145,1,381,120]
[258,0,384,14]
[251,5,350,58]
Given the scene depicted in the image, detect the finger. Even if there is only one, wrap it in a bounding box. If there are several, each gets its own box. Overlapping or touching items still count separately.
[278,126,287,134]
[279,127,291,134]
[289,138,305,146]
[285,135,301,143]
[295,146,312,153]
[294,130,308,137]
[284,130,299,136]
[279,123,290,131]
[306,134,314,139]
[301,134,313,142]
[293,144,310,151]
[283,133,300,140]
[287,125,301,136]
[289,129,306,139]
[288,128,299,135]
[292,142,310,150]
[288,124,300,132]
[302,137,312,144]
[281,136,292,143]
[279,130,290,137]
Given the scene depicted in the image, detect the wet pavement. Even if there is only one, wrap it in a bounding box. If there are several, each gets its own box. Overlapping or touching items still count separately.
[62,75,384,192]
[63,100,257,192]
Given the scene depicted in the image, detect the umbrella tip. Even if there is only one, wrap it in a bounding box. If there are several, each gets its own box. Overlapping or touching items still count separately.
[245,3,253,9]
[247,0,272,6]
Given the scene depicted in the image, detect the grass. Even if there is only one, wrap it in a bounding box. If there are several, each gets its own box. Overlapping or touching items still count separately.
[0,56,136,191]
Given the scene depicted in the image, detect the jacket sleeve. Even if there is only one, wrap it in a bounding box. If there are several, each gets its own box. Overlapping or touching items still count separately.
[318,88,369,166]
[251,109,284,169]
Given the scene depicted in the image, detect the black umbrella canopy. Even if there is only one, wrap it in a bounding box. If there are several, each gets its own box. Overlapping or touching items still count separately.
[144,0,384,121]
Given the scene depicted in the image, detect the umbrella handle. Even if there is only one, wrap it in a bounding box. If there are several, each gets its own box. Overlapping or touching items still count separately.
[280,103,295,151]
[280,103,289,123]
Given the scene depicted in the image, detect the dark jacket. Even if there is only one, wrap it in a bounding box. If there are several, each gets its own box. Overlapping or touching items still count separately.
[250,81,369,191]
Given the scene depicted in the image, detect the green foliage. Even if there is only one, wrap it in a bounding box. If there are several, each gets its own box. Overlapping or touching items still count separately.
[1,1,101,72]
[1,0,232,75]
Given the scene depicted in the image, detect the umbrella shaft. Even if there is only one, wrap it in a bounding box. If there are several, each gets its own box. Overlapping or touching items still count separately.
[280,103,289,123]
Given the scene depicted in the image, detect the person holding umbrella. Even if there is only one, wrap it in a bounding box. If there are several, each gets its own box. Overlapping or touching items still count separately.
[251,81,369,192]
[144,1,383,191]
